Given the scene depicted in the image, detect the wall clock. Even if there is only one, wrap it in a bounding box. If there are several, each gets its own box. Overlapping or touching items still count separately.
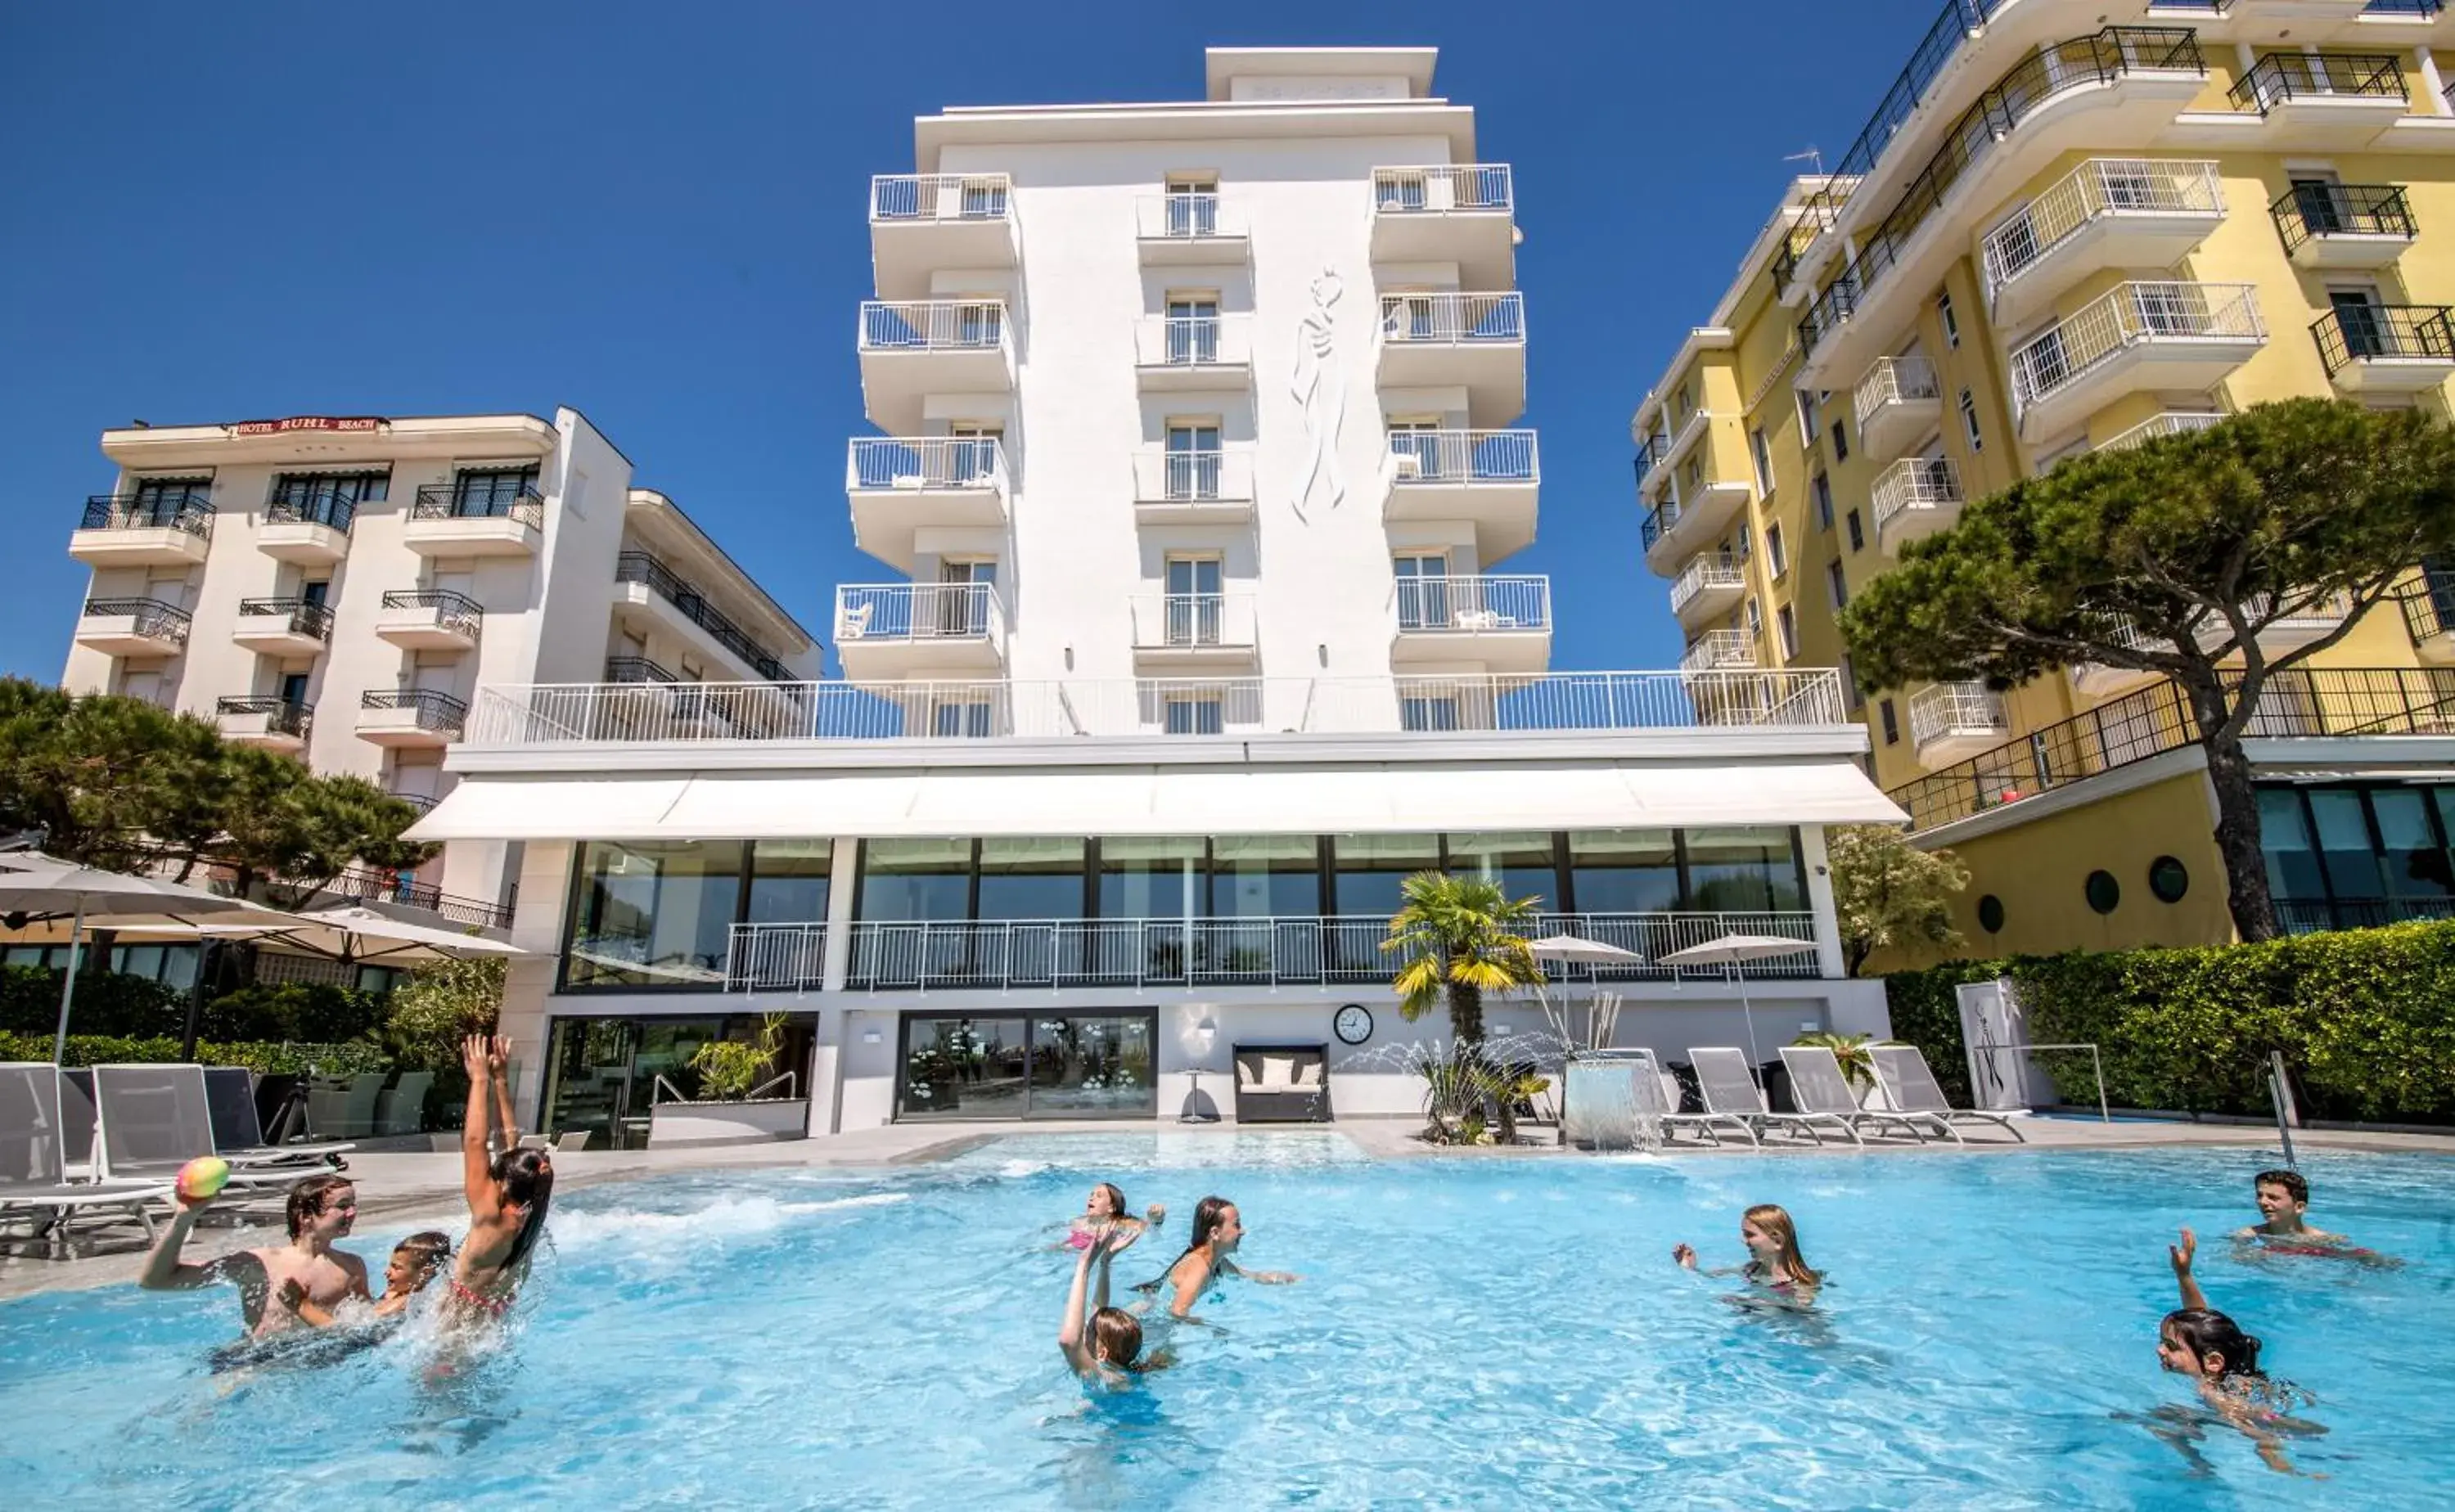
[1334,1003,1373,1045]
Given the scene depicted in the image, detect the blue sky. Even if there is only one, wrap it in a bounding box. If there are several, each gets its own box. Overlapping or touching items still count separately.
[0,0,1941,681]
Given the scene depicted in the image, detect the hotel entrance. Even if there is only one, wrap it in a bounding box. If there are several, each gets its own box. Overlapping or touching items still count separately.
[540,1012,818,1150]
[894,1010,1157,1120]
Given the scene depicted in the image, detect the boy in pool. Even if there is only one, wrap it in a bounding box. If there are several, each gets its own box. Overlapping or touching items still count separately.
[2159,1227,2325,1475]
[139,1172,372,1339]
[1673,1204,1822,1310]
[1057,1226,1166,1384]
[279,1231,453,1326]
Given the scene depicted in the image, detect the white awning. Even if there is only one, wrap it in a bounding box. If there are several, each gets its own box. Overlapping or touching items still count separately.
[405,758,1904,842]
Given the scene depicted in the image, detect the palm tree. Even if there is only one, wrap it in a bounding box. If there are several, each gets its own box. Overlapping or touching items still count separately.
[1381,871,1542,1045]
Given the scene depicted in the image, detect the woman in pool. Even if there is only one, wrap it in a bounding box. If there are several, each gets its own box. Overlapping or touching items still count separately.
[1057,1226,1167,1384]
[1052,1183,1166,1253]
[280,1231,453,1326]
[444,1034,554,1325]
[1673,1204,1822,1308]
[1148,1195,1298,1319]
[2159,1227,2324,1474]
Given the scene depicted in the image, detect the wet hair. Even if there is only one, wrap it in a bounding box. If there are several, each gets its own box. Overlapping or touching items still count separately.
[2255,1168,2309,1206]
[2164,1307,2264,1379]
[1743,1204,1822,1288]
[1145,1195,1237,1293]
[489,1147,555,1270]
[1088,1182,1130,1221]
[286,1173,354,1240]
[391,1231,453,1287]
[1091,1307,1144,1366]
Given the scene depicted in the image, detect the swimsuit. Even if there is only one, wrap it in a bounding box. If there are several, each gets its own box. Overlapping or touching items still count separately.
[448,1276,512,1316]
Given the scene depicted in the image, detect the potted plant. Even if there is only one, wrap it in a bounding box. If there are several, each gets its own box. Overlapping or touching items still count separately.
[646,1013,811,1147]
[1791,1030,1893,1108]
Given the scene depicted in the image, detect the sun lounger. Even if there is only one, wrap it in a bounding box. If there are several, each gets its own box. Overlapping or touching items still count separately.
[1779,1046,1945,1145]
[308,1073,386,1140]
[374,1071,433,1136]
[202,1067,354,1168]
[1688,1047,1850,1146]
[0,1064,170,1258]
[1869,1046,2027,1144]
[90,1065,309,1191]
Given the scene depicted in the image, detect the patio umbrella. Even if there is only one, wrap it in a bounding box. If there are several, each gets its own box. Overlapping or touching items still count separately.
[0,851,289,1062]
[1526,934,1646,1052]
[1656,933,1818,1075]
[251,905,529,966]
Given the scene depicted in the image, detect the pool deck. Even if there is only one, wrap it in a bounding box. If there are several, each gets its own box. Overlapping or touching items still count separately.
[7,1114,2450,1300]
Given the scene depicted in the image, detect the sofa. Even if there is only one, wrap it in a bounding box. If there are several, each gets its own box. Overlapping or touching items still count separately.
[1232,1043,1332,1123]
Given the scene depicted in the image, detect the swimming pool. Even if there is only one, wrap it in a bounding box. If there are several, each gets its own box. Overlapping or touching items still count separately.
[2,1136,2449,1509]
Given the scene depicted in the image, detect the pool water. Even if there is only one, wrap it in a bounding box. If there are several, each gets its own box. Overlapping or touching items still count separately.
[3,1136,2451,1510]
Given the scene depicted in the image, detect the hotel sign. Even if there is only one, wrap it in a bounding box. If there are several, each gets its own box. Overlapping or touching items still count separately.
[227,416,387,436]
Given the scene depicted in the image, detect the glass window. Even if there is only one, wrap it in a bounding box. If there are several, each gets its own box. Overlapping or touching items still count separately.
[1846,508,1865,551]
[1880,698,1899,745]
[1827,560,1849,610]
[1099,836,1204,920]
[2307,790,2384,902]
[1445,830,1558,908]
[1938,291,1960,347]
[1831,419,1849,463]
[746,839,831,925]
[566,840,746,988]
[1777,605,1799,658]
[1209,835,1320,918]
[269,470,388,527]
[1029,1014,1156,1117]
[2369,788,2451,900]
[1960,389,1983,452]
[898,1016,1032,1119]
[1767,524,1787,578]
[1748,426,1773,495]
[858,838,972,921]
[977,837,1085,920]
[1683,826,1805,912]
[2258,789,2327,904]
[1331,833,1440,917]
[1813,473,1835,530]
[1569,829,1680,914]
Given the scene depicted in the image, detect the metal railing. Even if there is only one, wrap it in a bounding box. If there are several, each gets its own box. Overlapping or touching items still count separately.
[2312,304,2455,376]
[1387,429,1537,486]
[79,491,214,538]
[1830,0,2013,190]
[606,656,678,684]
[1680,629,1758,673]
[1669,555,1746,618]
[264,495,359,533]
[1981,159,2223,307]
[1872,457,1964,537]
[1377,291,1525,344]
[1908,682,2008,750]
[1639,501,1682,556]
[616,552,788,679]
[378,589,483,641]
[2230,52,2406,114]
[1128,592,1258,650]
[410,483,544,529]
[236,597,335,641]
[327,866,514,929]
[2362,2,2445,17]
[1132,448,1255,503]
[79,596,191,645]
[1133,314,1251,369]
[360,686,469,734]
[2097,411,2225,452]
[1371,164,1513,215]
[390,793,439,815]
[1135,192,1241,241]
[2270,183,2417,256]
[2008,282,2264,420]
[870,173,1011,223]
[1394,575,1550,634]
[464,669,1854,747]
[1769,192,1843,302]
[1852,354,1939,425]
[215,695,313,739]
[1631,434,1668,496]
[847,436,1007,494]
[2277,896,2455,936]
[2399,576,2455,647]
[1887,668,2455,830]
[858,299,1008,352]
[836,583,1004,643]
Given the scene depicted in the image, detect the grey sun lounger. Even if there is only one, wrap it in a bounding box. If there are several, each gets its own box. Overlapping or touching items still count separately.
[1688,1047,1853,1146]
[0,1064,171,1258]
[1779,1046,1945,1145]
[1869,1046,2027,1144]
[203,1067,354,1169]
[91,1065,318,1191]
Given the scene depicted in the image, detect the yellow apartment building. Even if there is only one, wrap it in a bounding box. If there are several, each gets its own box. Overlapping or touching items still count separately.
[1634,0,2455,962]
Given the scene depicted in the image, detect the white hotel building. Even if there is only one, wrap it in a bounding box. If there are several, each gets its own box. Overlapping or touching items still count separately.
[412,47,1907,1143]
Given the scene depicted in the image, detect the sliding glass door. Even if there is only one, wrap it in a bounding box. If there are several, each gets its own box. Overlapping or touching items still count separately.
[895,1010,1156,1120]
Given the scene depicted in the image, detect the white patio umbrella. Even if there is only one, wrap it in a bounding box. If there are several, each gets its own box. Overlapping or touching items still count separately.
[1526,933,1646,1053]
[253,905,529,966]
[1656,933,1817,1075]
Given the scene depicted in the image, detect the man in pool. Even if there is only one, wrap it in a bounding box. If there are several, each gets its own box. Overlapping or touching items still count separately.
[137,1171,372,1338]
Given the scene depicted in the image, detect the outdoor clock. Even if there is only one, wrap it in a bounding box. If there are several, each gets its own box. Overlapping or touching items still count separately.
[1334,1003,1373,1045]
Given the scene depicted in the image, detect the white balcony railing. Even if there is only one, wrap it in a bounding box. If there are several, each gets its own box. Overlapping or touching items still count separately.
[834,583,1005,644]
[1386,429,1538,485]
[1680,629,1758,673]
[2007,282,2264,420]
[1128,592,1258,650]
[1134,192,1244,242]
[1669,554,1747,617]
[1131,448,1255,504]
[1851,354,1939,423]
[2098,411,2224,452]
[845,437,1008,494]
[1133,314,1253,371]
[858,299,1010,353]
[1980,159,2223,307]
[1908,682,2009,749]
[1872,457,1964,537]
[1377,292,1525,345]
[1372,165,1514,215]
[869,173,1012,223]
[1394,575,1550,633]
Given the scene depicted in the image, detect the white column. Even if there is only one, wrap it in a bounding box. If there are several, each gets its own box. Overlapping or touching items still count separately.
[805,841,863,1135]
[2415,48,2450,118]
[821,841,858,992]
[1799,825,1849,980]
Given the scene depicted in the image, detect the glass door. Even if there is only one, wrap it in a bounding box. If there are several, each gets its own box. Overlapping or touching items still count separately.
[1165,296,1218,365]
[937,560,994,636]
[2331,288,2385,358]
[898,1016,1032,1119]
[897,1012,1157,1119]
[1394,551,1451,630]
[1164,556,1223,645]
[1165,423,1220,499]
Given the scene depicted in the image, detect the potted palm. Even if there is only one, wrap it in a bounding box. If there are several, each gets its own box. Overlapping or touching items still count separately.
[1384,871,1545,1144]
[646,1013,811,1147]
[1791,1030,1893,1108]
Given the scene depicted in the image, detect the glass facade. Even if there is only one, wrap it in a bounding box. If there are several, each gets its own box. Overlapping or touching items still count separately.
[539,1011,818,1150]
[1685,826,1808,913]
[1567,830,1683,914]
[896,1010,1155,1120]
[2259,782,2455,933]
[564,839,832,989]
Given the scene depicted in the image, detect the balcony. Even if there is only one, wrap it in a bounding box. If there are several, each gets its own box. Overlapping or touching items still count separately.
[2313,305,2455,393]
[1679,628,1757,673]
[1909,682,2009,767]
[2007,282,2264,443]
[856,300,1016,433]
[1134,193,1247,265]
[1980,159,2224,326]
[356,687,468,747]
[1390,575,1552,674]
[327,865,512,930]
[215,696,311,753]
[375,589,482,652]
[75,596,191,657]
[2273,184,2417,270]
[834,583,1006,678]
[68,493,214,568]
[1669,554,1746,626]
[867,174,1016,300]
[1129,592,1259,671]
[404,484,543,556]
[1873,457,1966,556]
[2097,411,2225,452]
[2400,578,2455,664]
[1637,408,1710,505]
[1133,314,1252,392]
[2228,52,2408,145]
[2070,620,2173,699]
[1131,447,1256,526]
[2200,592,2354,657]
[1374,292,1526,426]
[1850,355,1940,465]
[615,552,790,680]
[1382,430,1538,563]
[1368,164,1516,286]
[256,497,354,566]
[605,655,678,685]
[846,437,1010,573]
[231,597,335,656]
[1641,479,1750,578]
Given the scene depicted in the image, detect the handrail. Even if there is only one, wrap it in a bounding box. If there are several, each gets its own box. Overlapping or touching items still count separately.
[2311,304,2455,377]
[81,492,214,537]
[1872,457,1963,534]
[327,866,512,929]
[2008,282,2263,420]
[1387,430,1538,485]
[1394,575,1551,633]
[236,597,336,640]
[1680,629,1757,673]
[381,588,484,636]
[847,436,1007,493]
[2269,183,2416,256]
[1908,682,2008,748]
[615,551,787,679]
[606,656,678,685]
[79,597,193,642]
[215,695,313,738]
[411,482,544,529]
[264,495,358,533]
[869,173,1011,222]
[1370,165,1513,214]
[1377,291,1525,344]
[1669,555,1746,617]
[858,299,1009,351]
[2229,51,2406,115]
[836,582,1005,643]
[360,687,470,730]
[1981,159,2224,307]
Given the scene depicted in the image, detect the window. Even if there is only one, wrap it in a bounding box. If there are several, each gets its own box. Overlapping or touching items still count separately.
[1401,694,1461,731]
[1846,508,1865,552]
[2148,856,2189,904]
[1938,291,1960,348]
[1734,524,1751,562]
[1777,604,1799,658]
[1164,556,1224,644]
[1444,831,1560,908]
[1568,829,1680,914]
[1164,173,1218,236]
[1164,293,1220,363]
[1684,826,1807,911]
[1745,597,1762,637]
[2329,286,2387,359]
[1880,698,1899,745]
[1765,524,1787,578]
[1209,835,1320,918]
[1840,654,1864,709]
[1748,426,1773,496]
[1099,836,1205,920]
[1164,692,1224,735]
[1976,894,2003,932]
[565,839,749,988]
[1831,420,1849,463]
[1393,551,1451,629]
[129,475,210,522]
[976,838,1088,920]
[938,560,997,635]
[1164,421,1223,499]
[1827,560,1849,610]
[1331,833,1440,917]
[1812,473,1835,530]
[2084,870,2121,916]
[1795,389,1819,444]
[1960,389,1984,452]
[450,466,540,515]
[857,838,974,922]
[268,470,387,529]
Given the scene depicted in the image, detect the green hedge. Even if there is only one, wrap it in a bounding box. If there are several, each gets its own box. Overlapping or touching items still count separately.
[0,965,186,1037]
[0,1032,392,1077]
[1881,920,2455,1123]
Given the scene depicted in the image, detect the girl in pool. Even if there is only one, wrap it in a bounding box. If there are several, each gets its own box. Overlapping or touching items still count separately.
[1147,1195,1299,1319]
[444,1034,555,1325]
[1057,1226,1169,1384]
[280,1231,453,1325]
[2159,1227,2325,1474]
[1052,1183,1166,1253]
[1673,1204,1822,1308]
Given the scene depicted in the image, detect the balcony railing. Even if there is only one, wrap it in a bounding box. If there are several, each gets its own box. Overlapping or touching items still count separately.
[1135,192,1242,242]
[2008,282,2264,419]
[605,655,678,684]
[847,436,1007,494]
[869,173,1011,223]
[1980,159,2224,307]
[1829,0,2014,190]
[1680,630,1757,673]
[410,483,544,529]
[1852,354,1939,421]
[2098,411,2225,452]
[379,588,483,641]
[1872,457,1963,537]
[1388,429,1537,485]
[1889,667,2455,830]
[1370,165,1513,215]
[1669,554,1746,618]
[1394,575,1550,633]
[236,597,335,641]
[79,596,191,646]
[1631,434,1669,497]
[2399,576,2455,648]
[1908,682,2007,752]
[263,495,359,533]
[858,299,1007,352]
[1377,291,1525,345]
[1134,315,1251,371]
[360,686,469,736]
[327,866,513,930]
[727,911,1820,993]
[836,583,1003,643]
[215,695,312,739]
[616,551,788,679]
[1130,592,1256,650]
[1639,501,1682,556]
[1133,448,1254,504]
[2270,184,2417,257]
[2313,305,2455,376]
[80,492,214,537]
[2229,52,2406,115]
[465,669,1854,747]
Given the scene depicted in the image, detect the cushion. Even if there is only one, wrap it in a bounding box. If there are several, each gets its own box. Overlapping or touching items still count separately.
[1259,1055,1295,1088]
[1293,1060,1323,1088]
